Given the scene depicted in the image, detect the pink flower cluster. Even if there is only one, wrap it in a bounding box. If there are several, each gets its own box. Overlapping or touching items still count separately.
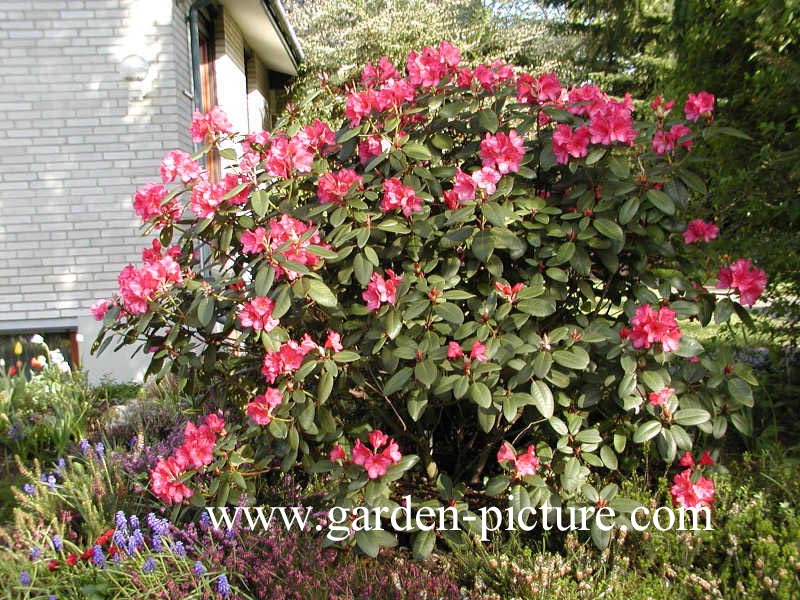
[516,72,562,105]
[406,41,462,89]
[362,270,403,311]
[679,450,715,467]
[240,215,329,281]
[381,178,423,216]
[117,240,182,315]
[190,105,233,143]
[629,304,683,353]
[160,149,202,184]
[670,468,715,508]
[317,168,363,205]
[479,130,525,175]
[150,414,225,504]
[447,340,488,362]
[494,281,525,303]
[261,334,322,384]
[648,387,675,407]
[716,258,767,307]
[684,91,715,122]
[237,296,279,332]
[352,429,403,479]
[90,298,113,321]
[133,182,181,228]
[497,442,540,477]
[189,172,251,219]
[246,388,283,426]
[682,219,719,244]
[652,124,693,155]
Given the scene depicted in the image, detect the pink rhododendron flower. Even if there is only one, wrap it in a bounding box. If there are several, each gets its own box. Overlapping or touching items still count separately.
[133,183,180,227]
[317,168,363,204]
[479,130,525,174]
[260,335,321,383]
[324,330,343,352]
[174,421,216,469]
[587,101,636,146]
[447,341,464,359]
[472,166,502,195]
[453,168,478,203]
[160,149,201,184]
[241,217,328,280]
[204,413,225,434]
[497,442,540,477]
[683,219,719,244]
[684,91,715,122]
[237,297,279,332]
[494,281,524,302]
[246,388,283,425]
[362,56,400,88]
[358,134,387,166]
[240,227,269,254]
[443,190,460,210]
[670,468,715,508]
[648,387,675,407]
[653,124,694,155]
[189,175,225,219]
[190,106,233,143]
[90,299,113,321]
[516,72,562,104]
[329,444,347,462]
[264,135,314,179]
[650,95,676,118]
[351,429,403,479]
[362,269,403,311]
[470,340,488,362]
[381,177,424,216]
[630,304,683,352]
[473,61,515,91]
[716,258,767,307]
[678,451,695,467]
[699,450,715,466]
[552,124,590,164]
[150,456,193,505]
[407,46,447,88]
[296,119,337,155]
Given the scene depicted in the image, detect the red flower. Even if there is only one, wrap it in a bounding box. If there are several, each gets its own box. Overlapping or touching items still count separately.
[699,450,715,466]
[479,130,525,175]
[246,388,283,426]
[237,297,280,332]
[683,219,719,244]
[65,554,78,567]
[329,444,347,462]
[678,451,695,467]
[150,456,193,505]
[630,304,683,353]
[381,178,423,217]
[497,442,540,477]
[469,340,489,362]
[684,91,715,122]
[717,258,767,307]
[648,387,675,407]
[670,468,715,508]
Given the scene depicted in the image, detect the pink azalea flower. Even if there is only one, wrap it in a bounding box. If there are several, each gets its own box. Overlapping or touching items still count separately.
[174,422,216,469]
[630,304,683,353]
[358,134,387,166]
[443,190,460,210]
[648,387,675,407]
[479,130,525,174]
[496,442,540,477]
[324,330,343,353]
[494,281,524,302]
[588,101,636,146]
[470,340,489,362]
[190,106,233,143]
[362,56,400,88]
[246,388,283,425]
[684,91,715,122]
[240,227,270,254]
[699,450,715,466]
[237,297,279,332]
[362,269,403,311]
[150,456,193,505]
[381,177,424,216]
[351,429,403,479]
[683,219,719,244]
[516,72,562,104]
[716,258,767,307]
[496,441,517,464]
[260,336,321,383]
[204,413,226,434]
[296,119,337,155]
[447,341,464,359]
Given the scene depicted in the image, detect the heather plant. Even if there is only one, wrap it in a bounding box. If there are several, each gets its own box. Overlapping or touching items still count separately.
[93,42,764,555]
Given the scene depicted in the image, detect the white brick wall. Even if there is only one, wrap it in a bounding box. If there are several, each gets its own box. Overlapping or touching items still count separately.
[0,0,194,381]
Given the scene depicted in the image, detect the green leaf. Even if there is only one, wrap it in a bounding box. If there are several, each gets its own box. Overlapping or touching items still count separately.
[476,109,499,133]
[412,529,436,560]
[484,475,510,496]
[552,347,590,370]
[251,189,269,218]
[633,420,662,443]
[471,230,494,262]
[355,530,381,557]
[646,189,675,215]
[353,253,373,286]
[727,378,754,407]
[608,156,630,178]
[383,367,412,396]
[714,298,735,324]
[403,142,433,161]
[730,411,753,436]
[470,382,493,408]
[433,302,464,325]
[640,370,666,391]
[673,408,711,426]
[333,350,360,363]
[318,370,333,403]
[306,279,338,308]
[530,380,554,418]
[197,296,214,327]
[618,197,640,225]
[600,445,618,470]
[415,359,437,387]
[255,265,274,297]
[593,218,624,241]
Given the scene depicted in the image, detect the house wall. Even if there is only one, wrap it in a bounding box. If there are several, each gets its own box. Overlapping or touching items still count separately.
[0,0,194,382]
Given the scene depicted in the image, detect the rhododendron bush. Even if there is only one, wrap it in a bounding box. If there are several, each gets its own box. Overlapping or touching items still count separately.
[93,42,765,555]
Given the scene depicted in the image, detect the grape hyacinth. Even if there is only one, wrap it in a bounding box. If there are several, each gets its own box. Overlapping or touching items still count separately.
[79,439,90,455]
[20,571,31,586]
[51,534,63,552]
[142,557,156,574]
[22,483,35,496]
[217,574,231,597]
